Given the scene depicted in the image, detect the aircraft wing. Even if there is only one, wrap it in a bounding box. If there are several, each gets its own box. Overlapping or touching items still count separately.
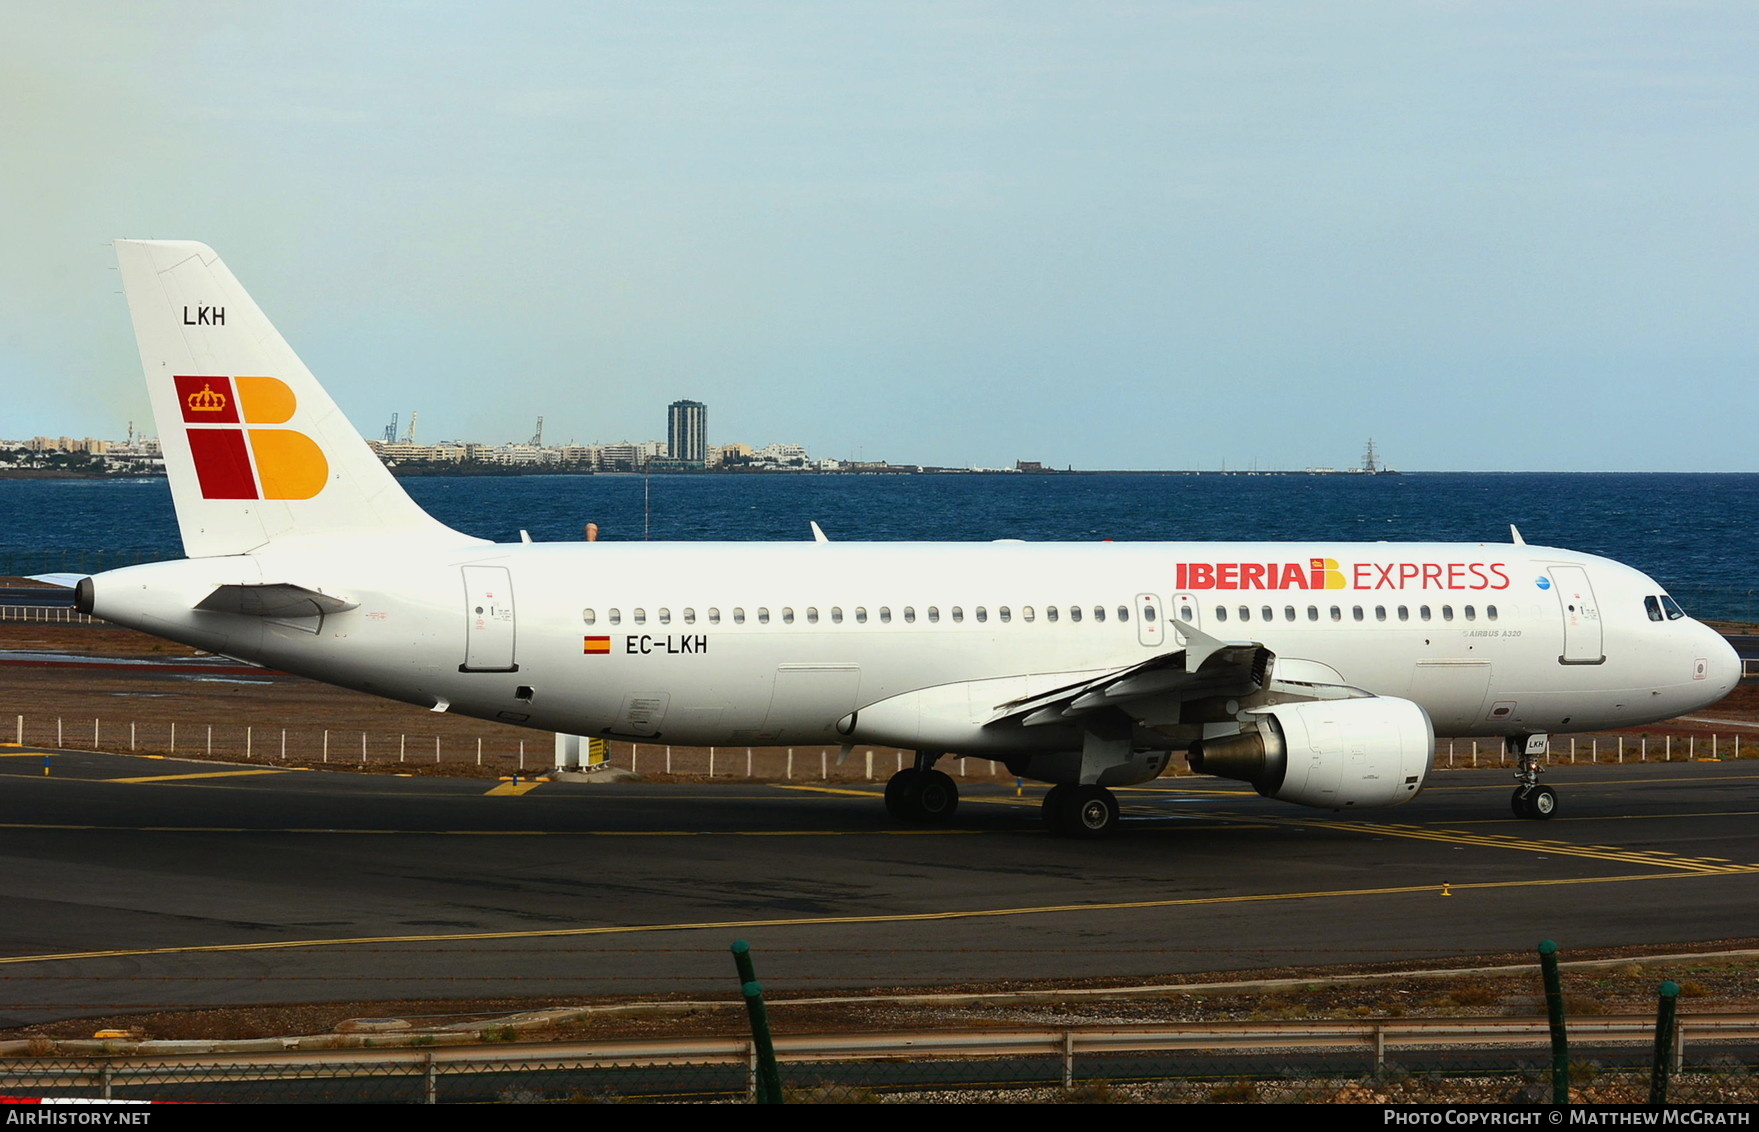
[987,621,1274,728]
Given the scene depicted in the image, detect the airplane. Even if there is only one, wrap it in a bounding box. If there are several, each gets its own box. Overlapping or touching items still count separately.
[63,240,1741,838]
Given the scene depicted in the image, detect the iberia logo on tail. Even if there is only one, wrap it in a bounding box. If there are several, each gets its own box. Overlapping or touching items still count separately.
[174,375,328,500]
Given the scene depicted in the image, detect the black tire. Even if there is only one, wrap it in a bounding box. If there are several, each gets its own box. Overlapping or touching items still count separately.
[911,769,959,823]
[1510,787,1533,820]
[1041,785,1070,831]
[1528,785,1558,820]
[1063,785,1120,839]
[884,768,921,821]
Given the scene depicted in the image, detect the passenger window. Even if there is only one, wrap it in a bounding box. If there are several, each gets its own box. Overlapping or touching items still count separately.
[1094,606,1106,623]
[708,607,720,624]
[1071,607,1083,622]
[1179,603,1194,621]
[1442,605,1454,622]
[975,607,987,623]
[831,607,843,623]
[634,608,647,625]
[1047,606,1059,623]
[1259,605,1271,622]
[608,608,621,625]
[1352,606,1364,622]
[683,608,695,625]
[928,606,940,623]
[1215,606,1227,622]
[1374,606,1386,622]
[1307,606,1318,622]
[1487,605,1498,621]
[582,608,596,625]
[1284,606,1295,621]
[1142,603,1155,621]
[757,607,770,624]
[806,607,819,624]
[1023,606,1036,622]
[1420,606,1432,622]
[880,607,892,623]
[733,607,746,624]
[1118,606,1129,622]
[658,608,670,625]
[1464,605,1476,621]
[951,606,964,623]
[856,607,868,623]
[783,607,795,624]
[1330,606,1341,622]
[1398,606,1409,622]
[999,607,1011,623]
[904,606,916,623]
[1238,606,1250,622]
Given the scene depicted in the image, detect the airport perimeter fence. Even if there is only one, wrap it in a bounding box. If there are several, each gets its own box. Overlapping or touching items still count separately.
[5,711,1754,782]
[2,1031,1757,1104]
[3,712,1023,781]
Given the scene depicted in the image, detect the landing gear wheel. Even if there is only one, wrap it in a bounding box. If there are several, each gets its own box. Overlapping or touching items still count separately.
[1041,785,1071,832]
[1510,785,1559,821]
[884,768,922,821]
[910,769,959,823]
[1062,785,1121,839]
[885,768,957,823]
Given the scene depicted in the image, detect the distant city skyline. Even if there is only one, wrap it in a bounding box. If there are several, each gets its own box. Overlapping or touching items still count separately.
[1,6,1754,471]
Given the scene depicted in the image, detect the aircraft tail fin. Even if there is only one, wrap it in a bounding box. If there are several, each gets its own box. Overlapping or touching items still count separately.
[114,240,477,558]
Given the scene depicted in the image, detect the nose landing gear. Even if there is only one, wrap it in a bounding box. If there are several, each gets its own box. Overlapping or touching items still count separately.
[1509,734,1557,820]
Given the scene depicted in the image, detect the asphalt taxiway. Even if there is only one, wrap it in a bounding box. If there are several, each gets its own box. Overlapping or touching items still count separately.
[1,748,1757,1027]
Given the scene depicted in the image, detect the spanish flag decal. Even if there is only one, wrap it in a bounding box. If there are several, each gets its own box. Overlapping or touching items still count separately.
[584,636,612,655]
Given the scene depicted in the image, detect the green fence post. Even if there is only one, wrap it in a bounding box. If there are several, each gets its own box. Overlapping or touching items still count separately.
[1539,939,1569,1104]
[731,940,784,1104]
[1649,980,1679,1105]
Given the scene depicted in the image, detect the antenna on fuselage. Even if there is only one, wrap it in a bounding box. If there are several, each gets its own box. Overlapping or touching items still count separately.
[810,521,829,543]
[1510,525,1526,545]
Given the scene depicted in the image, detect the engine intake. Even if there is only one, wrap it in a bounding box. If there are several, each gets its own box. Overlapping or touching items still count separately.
[1188,697,1433,809]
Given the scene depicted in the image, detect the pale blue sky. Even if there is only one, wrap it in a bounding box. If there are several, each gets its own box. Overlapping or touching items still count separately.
[2,2,1754,470]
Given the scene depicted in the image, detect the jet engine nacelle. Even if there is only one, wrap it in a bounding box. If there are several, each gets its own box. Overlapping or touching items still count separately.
[1187,697,1433,809]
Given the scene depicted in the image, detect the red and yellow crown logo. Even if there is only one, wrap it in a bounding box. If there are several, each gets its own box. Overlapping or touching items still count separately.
[173,375,328,500]
[186,383,229,413]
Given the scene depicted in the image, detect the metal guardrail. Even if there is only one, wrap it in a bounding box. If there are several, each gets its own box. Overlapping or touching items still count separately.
[5,1015,1758,1102]
[0,606,93,625]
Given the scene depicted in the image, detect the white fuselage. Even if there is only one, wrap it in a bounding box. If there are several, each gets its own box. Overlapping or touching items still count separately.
[87,539,1741,756]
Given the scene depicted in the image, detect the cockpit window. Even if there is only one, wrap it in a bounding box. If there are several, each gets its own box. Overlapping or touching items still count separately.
[1660,594,1686,621]
[1645,596,1664,622]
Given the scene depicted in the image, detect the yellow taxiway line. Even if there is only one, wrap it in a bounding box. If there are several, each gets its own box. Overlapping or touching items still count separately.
[1,867,1750,969]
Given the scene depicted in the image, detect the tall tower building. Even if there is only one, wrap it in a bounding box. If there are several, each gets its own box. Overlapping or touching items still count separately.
[667,399,707,465]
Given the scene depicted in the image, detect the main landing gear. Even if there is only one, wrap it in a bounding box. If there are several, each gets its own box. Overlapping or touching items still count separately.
[884,754,959,824]
[1508,734,1557,821]
[1041,784,1121,839]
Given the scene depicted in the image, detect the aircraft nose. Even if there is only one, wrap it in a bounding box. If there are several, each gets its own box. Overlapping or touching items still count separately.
[1701,626,1743,699]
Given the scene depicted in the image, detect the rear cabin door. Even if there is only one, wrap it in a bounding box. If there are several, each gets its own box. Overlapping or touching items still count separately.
[461,565,519,672]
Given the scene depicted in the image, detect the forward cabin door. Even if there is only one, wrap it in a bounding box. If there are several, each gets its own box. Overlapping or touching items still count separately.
[461,565,519,672]
[1549,565,1604,665]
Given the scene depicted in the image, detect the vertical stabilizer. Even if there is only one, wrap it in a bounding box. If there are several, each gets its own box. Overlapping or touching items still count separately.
[114,240,477,557]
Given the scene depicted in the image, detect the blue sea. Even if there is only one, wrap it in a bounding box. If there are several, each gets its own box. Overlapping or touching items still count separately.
[3,472,1756,615]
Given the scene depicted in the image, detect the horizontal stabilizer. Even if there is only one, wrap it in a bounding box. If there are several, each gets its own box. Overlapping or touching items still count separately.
[196,583,359,618]
[25,573,88,589]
